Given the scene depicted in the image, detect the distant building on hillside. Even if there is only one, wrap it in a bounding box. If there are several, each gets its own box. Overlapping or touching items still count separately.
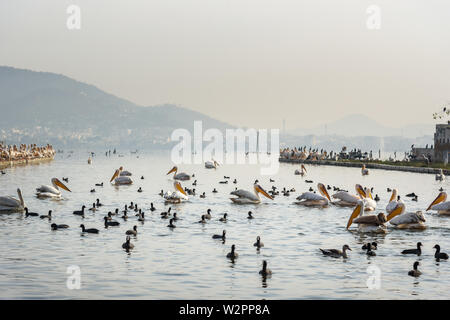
[411,121,450,163]
[434,121,450,163]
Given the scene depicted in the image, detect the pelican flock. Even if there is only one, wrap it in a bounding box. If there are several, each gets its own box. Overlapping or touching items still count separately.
[3,152,450,296]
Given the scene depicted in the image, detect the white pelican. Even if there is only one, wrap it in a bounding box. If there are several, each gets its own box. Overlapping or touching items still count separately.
[230,183,274,204]
[346,200,387,233]
[0,188,25,212]
[119,166,132,176]
[295,183,331,207]
[164,181,188,204]
[36,178,71,198]
[386,189,402,214]
[426,192,450,215]
[361,165,369,176]
[167,166,191,181]
[205,160,219,169]
[332,184,375,211]
[387,202,426,230]
[110,167,133,185]
[436,169,445,181]
[294,164,307,176]
[360,185,377,211]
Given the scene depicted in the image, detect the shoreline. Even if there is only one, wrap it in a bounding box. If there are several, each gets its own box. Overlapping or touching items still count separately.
[0,156,54,170]
[279,158,450,175]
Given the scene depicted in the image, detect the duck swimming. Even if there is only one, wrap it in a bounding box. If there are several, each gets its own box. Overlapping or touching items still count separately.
[72,205,86,217]
[104,216,120,227]
[80,224,99,234]
[320,245,351,258]
[24,207,39,217]
[40,210,52,220]
[254,236,264,248]
[226,244,238,259]
[247,211,254,219]
[433,244,449,260]
[365,243,376,256]
[212,230,226,240]
[402,242,422,256]
[51,223,69,230]
[362,242,377,250]
[167,218,176,228]
[408,261,421,277]
[205,209,212,219]
[259,260,272,276]
[198,215,207,224]
[126,226,137,236]
[150,203,156,211]
[219,213,228,222]
[122,236,134,250]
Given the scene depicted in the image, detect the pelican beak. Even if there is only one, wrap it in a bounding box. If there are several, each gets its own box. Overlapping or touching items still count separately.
[214,161,220,167]
[318,183,331,201]
[167,166,177,175]
[356,184,366,199]
[426,192,446,211]
[302,164,307,172]
[55,178,71,192]
[346,204,362,229]
[256,185,274,200]
[387,203,404,221]
[389,190,396,202]
[175,182,187,196]
[110,169,120,183]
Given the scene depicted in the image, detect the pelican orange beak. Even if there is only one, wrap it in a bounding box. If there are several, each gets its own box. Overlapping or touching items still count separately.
[54,178,71,192]
[167,166,177,175]
[175,181,187,196]
[387,203,405,221]
[256,185,274,200]
[389,189,397,202]
[346,203,362,229]
[356,184,366,199]
[110,169,120,183]
[318,183,331,201]
[426,192,447,211]
[301,164,307,172]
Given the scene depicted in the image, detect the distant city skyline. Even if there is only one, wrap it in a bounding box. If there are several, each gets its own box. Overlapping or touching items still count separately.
[1,1,449,130]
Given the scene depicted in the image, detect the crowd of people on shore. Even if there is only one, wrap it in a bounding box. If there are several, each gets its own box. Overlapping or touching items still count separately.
[0,143,55,162]
[280,146,382,161]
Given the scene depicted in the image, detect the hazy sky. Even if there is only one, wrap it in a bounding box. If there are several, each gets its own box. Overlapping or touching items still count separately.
[1,0,449,130]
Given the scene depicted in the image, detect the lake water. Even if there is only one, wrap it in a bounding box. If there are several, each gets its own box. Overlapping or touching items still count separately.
[0,151,449,299]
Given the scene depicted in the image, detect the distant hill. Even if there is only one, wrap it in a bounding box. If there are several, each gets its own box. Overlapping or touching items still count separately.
[288,114,433,138]
[0,66,233,148]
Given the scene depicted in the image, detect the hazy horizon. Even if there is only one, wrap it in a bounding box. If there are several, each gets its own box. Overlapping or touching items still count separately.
[1,0,449,130]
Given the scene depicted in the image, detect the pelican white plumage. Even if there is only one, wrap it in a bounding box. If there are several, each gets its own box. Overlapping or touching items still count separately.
[110,167,133,185]
[167,166,191,181]
[164,181,189,204]
[230,183,274,204]
[360,185,377,211]
[294,164,307,176]
[387,202,426,229]
[426,192,450,215]
[295,183,331,207]
[361,165,369,176]
[36,178,71,199]
[205,159,219,169]
[436,169,445,181]
[0,188,25,212]
[386,189,402,214]
[346,200,387,233]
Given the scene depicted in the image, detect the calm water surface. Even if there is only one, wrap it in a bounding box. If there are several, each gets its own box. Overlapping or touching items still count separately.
[1,151,449,299]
